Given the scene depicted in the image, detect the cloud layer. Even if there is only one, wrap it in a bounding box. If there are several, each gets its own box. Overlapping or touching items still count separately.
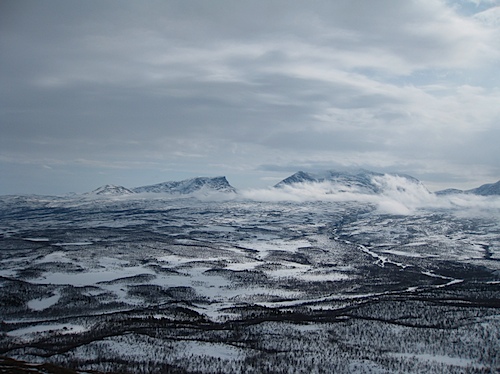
[240,174,500,215]
[1,0,499,194]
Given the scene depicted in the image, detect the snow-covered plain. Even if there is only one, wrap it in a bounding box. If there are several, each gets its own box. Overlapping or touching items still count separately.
[0,194,499,373]
[27,291,61,311]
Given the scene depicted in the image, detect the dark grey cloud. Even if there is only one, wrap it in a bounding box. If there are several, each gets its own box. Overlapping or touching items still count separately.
[1,0,499,194]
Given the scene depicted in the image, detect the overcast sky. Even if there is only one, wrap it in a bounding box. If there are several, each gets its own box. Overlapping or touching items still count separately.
[1,0,499,195]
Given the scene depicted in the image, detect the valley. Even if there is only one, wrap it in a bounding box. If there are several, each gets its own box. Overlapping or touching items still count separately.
[0,194,499,373]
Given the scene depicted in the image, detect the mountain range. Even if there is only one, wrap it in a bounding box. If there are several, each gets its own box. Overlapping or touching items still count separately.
[274,170,424,194]
[89,184,135,196]
[436,180,500,196]
[132,176,236,194]
[89,176,236,196]
[87,171,500,197]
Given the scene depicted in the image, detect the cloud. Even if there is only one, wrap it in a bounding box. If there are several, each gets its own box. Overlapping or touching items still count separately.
[239,173,500,215]
[1,0,500,194]
[239,174,433,214]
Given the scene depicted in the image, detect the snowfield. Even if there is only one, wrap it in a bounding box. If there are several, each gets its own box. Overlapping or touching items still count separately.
[0,194,499,373]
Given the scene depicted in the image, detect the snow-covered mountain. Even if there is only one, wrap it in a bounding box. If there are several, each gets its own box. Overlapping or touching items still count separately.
[89,184,135,196]
[436,180,500,196]
[132,176,236,194]
[86,177,236,196]
[435,188,464,196]
[468,180,500,196]
[274,169,425,194]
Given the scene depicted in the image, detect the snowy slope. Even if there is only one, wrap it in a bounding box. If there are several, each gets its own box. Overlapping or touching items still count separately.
[436,180,500,196]
[435,188,465,196]
[468,180,500,196]
[275,169,425,194]
[89,185,135,196]
[132,176,236,194]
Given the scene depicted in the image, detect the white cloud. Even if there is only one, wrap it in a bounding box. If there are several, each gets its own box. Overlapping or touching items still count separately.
[465,0,500,6]
[240,174,500,216]
[1,0,500,194]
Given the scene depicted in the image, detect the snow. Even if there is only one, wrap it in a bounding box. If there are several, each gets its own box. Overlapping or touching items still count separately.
[380,249,434,258]
[99,283,144,305]
[421,271,453,280]
[391,352,481,368]
[36,251,72,263]
[298,272,350,282]
[403,242,428,247]
[206,225,236,232]
[27,291,61,311]
[152,267,231,299]
[32,265,156,287]
[290,323,324,332]
[7,323,87,339]
[239,237,311,260]
[358,244,409,268]
[1,193,499,372]
[158,254,228,266]
[263,262,351,282]
[99,257,129,266]
[23,238,50,242]
[179,340,243,359]
[224,261,262,271]
[0,268,16,278]
[435,279,464,288]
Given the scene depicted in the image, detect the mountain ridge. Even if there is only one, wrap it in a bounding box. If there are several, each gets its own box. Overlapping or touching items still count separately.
[132,176,236,194]
[276,170,500,196]
[82,172,500,197]
[436,180,500,196]
[88,184,135,196]
[274,169,426,195]
[87,176,236,196]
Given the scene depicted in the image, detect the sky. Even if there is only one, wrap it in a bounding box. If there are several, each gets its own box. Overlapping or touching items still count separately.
[1,0,500,195]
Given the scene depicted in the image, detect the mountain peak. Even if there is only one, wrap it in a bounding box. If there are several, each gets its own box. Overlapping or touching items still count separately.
[274,169,426,194]
[132,176,236,195]
[274,171,317,187]
[436,180,500,196]
[90,184,135,196]
[467,180,500,196]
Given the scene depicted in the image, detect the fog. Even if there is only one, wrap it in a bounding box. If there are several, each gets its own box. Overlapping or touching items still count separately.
[240,174,500,215]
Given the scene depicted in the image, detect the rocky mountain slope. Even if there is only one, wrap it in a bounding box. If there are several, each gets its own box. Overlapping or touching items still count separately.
[88,177,236,196]
[88,185,135,196]
[275,169,425,194]
[132,176,236,194]
[436,180,500,196]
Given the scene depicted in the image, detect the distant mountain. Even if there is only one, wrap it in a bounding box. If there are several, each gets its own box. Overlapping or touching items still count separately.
[435,188,464,196]
[467,180,500,196]
[276,171,318,186]
[89,184,135,196]
[275,169,424,194]
[132,176,236,194]
[436,180,500,196]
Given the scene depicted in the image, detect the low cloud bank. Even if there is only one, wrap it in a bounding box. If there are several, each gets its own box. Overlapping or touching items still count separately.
[240,174,500,215]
